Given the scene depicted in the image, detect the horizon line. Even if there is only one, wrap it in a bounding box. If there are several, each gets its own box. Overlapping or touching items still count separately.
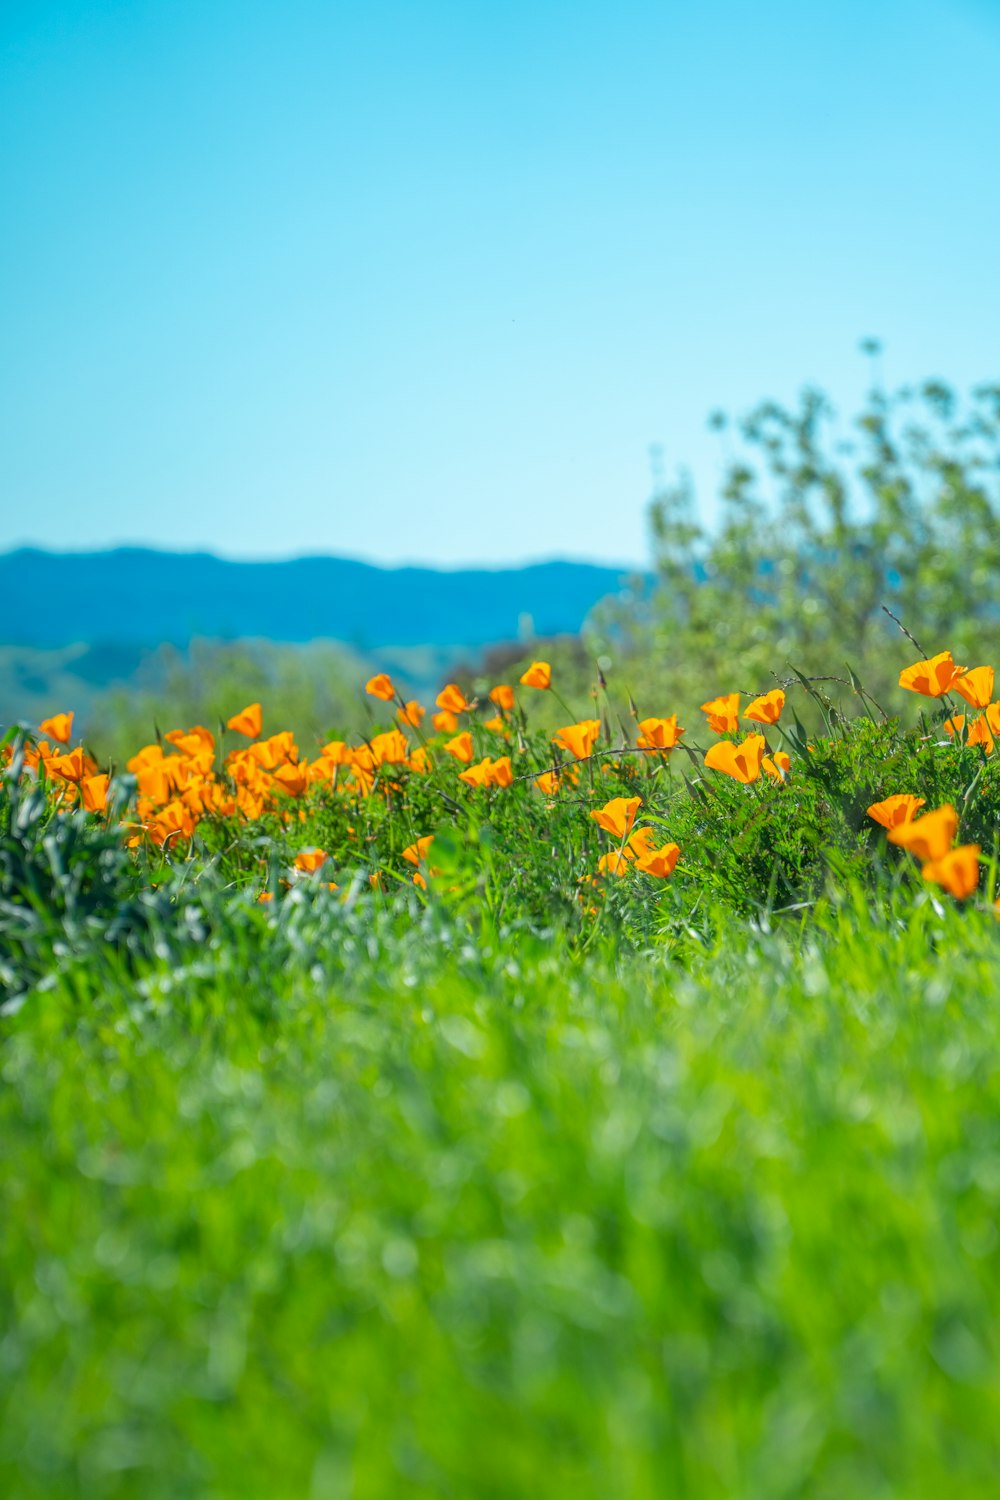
[0,541,650,575]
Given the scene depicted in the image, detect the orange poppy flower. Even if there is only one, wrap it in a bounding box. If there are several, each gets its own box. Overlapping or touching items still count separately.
[626,827,656,859]
[38,712,74,745]
[227,703,262,738]
[481,715,507,733]
[432,710,458,734]
[489,684,515,711]
[922,844,980,900]
[534,770,560,795]
[350,746,375,783]
[271,762,309,798]
[45,746,87,784]
[247,731,298,769]
[971,716,996,752]
[597,850,630,877]
[165,725,215,757]
[955,666,995,711]
[635,842,680,879]
[127,743,165,774]
[402,835,435,866]
[867,794,925,829]
[459,757,493,787]
[590,795,642,841]
[744,689,785,726]
[898,650,965,697]
[135,762,172,805]
[81,773,110,813]
[444,731,474,764]
[436,684,470,714]
[320,739,351,764]
[703,733,766,784]
[366,674,396,702]
[408,747,432,774]
[552,719,600,760]
[370,729,410,766]
[294,848,328,873]
[349,764,376,797]
[887,803,958,862]
[700,693,740,734]
[762,751,791,782]
[950,714,997,753]
[519,661,551,690]
[236,786,266,820]
[487,755,513,787]
[637,716,684,753]
[146,800,195,846]
[397,700,426,728]
[307,756,335,783]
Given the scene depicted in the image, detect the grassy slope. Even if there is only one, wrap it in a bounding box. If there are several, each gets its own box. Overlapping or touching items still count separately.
[3,898,1000,1499]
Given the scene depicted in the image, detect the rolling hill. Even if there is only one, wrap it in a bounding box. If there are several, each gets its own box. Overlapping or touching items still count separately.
[0,547,648,733]
[0,547,643,651]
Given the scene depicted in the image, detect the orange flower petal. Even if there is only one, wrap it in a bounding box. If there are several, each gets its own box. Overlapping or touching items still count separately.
[867,794,925,829]
[887,803,958,862]
[921,844,980,900]
[519,661,552,690]
[898,650,965,698]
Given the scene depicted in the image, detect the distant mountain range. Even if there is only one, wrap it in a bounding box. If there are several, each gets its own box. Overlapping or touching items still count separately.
[0,547,650,731]
[0,547,645,651]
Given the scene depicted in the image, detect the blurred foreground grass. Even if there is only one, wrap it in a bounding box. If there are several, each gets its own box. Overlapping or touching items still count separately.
[3,894,1000,1499]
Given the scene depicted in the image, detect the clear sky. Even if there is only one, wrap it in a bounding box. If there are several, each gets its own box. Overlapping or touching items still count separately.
[2,0,999,568]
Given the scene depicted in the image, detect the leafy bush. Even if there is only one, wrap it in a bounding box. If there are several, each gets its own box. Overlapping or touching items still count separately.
[580,370,1000,718]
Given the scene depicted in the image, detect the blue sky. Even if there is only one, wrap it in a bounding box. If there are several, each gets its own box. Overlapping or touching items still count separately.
[2,0,998,567]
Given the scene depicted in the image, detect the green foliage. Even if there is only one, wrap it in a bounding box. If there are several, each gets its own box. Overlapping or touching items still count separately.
[4,896,1000,1497]
[579,373,1000,719]
[89,638,368,768]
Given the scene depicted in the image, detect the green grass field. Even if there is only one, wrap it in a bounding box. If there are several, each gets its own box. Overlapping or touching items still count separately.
[4,890,1000,1498]
[5,647,1000,1497]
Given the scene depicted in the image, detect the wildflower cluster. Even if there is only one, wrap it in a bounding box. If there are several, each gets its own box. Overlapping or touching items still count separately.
[5,642,999,918]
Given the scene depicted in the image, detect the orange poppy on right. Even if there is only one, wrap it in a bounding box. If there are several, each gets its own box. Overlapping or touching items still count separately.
[744,689,785,726]
[637,716,684,753]
[227,703,263,738]
[898,651,965,698]
[944,714,995,753]
[519,661,551,690]
[762,751,791,783]
[436,683,470,714]
[704,733,766,785]
[397,700,426,728]
[635,842,680,879]
[922,845,980,900]
[867,793,925,829]
[887,803,958,862]
[402,835,434,866]
[38,712,74,745]
[700,693,740,734]
[954,665,995,710]
[365,675,396,702]
[552,720,600,760]
[81,772,110,813]
[294,848,328,873]
[443,731,474,764]
[590,795,642,841]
